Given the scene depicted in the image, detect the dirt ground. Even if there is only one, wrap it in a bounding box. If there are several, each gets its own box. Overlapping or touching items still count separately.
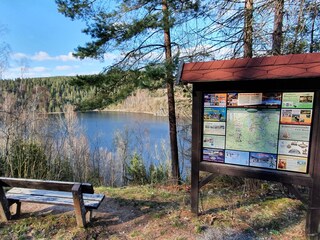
[13,195,200,240]
[0,185,307,240]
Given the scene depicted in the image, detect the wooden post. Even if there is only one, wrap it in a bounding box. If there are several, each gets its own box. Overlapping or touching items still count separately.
[306,91,320,239]
[72,184,87,228]
[0,186,11,221]
[191,88,202,214]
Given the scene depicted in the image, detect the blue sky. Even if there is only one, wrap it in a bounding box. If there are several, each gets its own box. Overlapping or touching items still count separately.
[0,0,113,79]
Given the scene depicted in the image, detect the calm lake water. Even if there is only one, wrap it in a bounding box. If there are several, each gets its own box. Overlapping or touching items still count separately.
[77,111,170,150]
[76,111,191,176]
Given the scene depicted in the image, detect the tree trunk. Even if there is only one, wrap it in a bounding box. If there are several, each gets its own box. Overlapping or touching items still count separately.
[244,0,253,58]
[292,0,305,53]
[162,0,180,184]
[272,0,284,55]
[309,3,318,53]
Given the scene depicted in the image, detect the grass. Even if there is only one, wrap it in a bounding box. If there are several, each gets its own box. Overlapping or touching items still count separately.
[0,181,308,240]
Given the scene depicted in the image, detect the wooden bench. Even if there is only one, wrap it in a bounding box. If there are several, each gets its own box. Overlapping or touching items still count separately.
[0,177,105,228]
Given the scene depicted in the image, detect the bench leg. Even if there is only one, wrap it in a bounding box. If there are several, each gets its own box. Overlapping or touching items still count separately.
[9,202,21,217]
[72,184,87,228]
[86,209,93,223]
[0,187,11,221]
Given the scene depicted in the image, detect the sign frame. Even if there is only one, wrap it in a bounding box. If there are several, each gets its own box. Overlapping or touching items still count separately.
[190,79,320,238]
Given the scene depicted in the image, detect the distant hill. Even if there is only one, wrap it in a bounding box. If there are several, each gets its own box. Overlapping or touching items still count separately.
[0,76,192,116]
[0,76,97,113]
[104,88,192,117]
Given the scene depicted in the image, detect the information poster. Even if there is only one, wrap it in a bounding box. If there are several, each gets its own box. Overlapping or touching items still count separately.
[249,153,277,169]
[238,93,263,106]
[202,91,314,174]
[227,92,282,107]
[282,92,314,108]
[279,125,311,141]
[277,155,308,173]
[204,107,226,122]
[204,93,227,107]
[278,140,309,157]
[280,109,312,125]
[225,150,249,166]
[203,135,225,149]
[203,148,224,163]
[227,93,238,106]
[203,122,226,135]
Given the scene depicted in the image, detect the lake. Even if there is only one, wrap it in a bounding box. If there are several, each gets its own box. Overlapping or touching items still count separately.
[75,111,191,177]
[77,111,170,150]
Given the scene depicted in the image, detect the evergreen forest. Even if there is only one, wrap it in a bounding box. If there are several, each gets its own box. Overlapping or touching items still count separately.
[0,76,97,113]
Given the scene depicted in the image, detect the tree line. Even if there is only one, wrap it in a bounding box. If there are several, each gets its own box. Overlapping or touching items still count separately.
[0,76,99,112]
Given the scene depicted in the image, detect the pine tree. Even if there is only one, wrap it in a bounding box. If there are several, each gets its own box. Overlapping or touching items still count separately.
[55,0,203,184]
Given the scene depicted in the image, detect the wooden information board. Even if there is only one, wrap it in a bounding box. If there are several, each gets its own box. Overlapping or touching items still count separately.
[179,53,320,239]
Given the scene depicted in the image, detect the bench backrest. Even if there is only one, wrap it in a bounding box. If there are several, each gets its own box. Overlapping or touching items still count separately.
[0,177,94,194]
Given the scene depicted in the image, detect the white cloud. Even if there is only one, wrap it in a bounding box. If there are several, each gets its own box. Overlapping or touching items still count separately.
[12,52,28,60]
[11,51,78,62]
[31,51,53,61]
[57,52,77,61]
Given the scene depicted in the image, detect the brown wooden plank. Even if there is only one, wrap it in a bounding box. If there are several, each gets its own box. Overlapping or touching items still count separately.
[0,177,94,194]
[283,183,308,205]
[0,186,11,221]
[7,188,104,202]
[6,188,104,209]
[199,173,217,189]
[306,90,320,238]
[199,161,313,187]
[72,184,87,227]
[191,89,202,215]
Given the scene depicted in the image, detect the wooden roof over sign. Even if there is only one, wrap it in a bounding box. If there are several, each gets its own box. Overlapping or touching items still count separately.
[179,53,320,83]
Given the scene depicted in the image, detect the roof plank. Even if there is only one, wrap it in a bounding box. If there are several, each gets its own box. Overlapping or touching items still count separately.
[180,53,320,83]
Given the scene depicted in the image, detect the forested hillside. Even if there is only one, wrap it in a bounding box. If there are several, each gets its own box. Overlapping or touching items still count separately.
[0,76,192,116]
[0,76,97,112]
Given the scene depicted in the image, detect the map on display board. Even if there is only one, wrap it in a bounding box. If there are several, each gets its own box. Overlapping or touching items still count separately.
[202,92,314,173]
[226,108,280,153]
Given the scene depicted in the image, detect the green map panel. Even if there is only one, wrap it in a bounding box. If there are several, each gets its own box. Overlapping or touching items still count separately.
[226,108,280,154]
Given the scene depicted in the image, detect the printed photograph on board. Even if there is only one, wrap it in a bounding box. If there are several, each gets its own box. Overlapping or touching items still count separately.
[278,140,309,157]
[204,93,227,107]
[227,93,238,106]
[280,109,312,125]
[203,122,226,135]
[282,92,314,109]
[204,107,226,122]
[203,148,225,163]
[261,92,282,106]
[279,125,311,141]
[203,135,225,149]
[249,152,277,169]
[277,155,308,173]
[225,150,249,166]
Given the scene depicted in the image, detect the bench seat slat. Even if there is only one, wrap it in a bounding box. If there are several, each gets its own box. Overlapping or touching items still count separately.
[0,177,94,193]
[6,188,104,209]
[7,188,104,202]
